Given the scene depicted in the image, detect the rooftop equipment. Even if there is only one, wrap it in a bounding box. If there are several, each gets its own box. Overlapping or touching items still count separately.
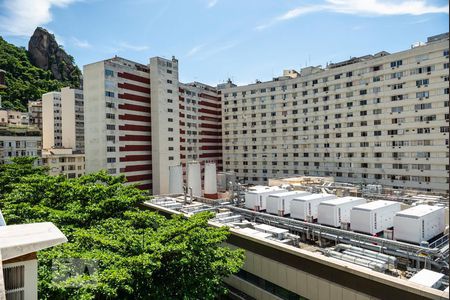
[408,269,444,289]
[187,161,201,197]
[394,205,445,244]
[290,193,336,222]
[266,191,310,216]
[169,165,183,194]
[318,197,366,228]
[351,200,401,235]
[204,162,217,195]
[254,223,289,240]
[244,186,287,211]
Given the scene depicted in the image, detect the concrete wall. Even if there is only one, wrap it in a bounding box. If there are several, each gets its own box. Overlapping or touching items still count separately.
[84,61,107,173]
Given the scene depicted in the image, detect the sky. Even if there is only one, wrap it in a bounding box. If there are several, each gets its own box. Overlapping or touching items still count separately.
[0,0,448,86]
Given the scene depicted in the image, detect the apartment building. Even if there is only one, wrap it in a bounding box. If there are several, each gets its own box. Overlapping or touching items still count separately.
[42,148,85,178]
[179,82,223,180]
[84,56,223,194]
[42,92,62,148]
[0,110,28,126]
[0,126,41,164]
[61,87,84,152]
[221,33,449,194]
[84,57,153,190]
[28,100,43,130]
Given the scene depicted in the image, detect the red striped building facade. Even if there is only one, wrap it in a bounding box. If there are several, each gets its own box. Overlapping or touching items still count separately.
[179,82,223,181]
[84,56,222,194]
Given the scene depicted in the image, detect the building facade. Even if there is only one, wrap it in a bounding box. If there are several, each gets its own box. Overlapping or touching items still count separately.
[221,33,449,194]
[42,92,62,149]
[61,87,84,152]
[28,100,43,130]
[0,127,41,164]
[42,148,85,178]
[179,82,223,179]
[84,57,153,190]
[84,56,223,194]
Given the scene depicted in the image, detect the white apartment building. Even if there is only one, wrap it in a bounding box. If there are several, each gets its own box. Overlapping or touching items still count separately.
[61,87,84,152]
[42,88,84,151]
[221,33,449,194]
[42,92,62,149]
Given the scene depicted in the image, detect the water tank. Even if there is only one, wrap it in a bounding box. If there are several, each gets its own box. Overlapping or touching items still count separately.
[217,172,227,191]
[225,172,236,190]
[187,161,201,197]
[169,165,183,194]
[204,163,217,194]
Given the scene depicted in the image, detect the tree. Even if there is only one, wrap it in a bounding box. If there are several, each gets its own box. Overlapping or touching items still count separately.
[0,161,244,299]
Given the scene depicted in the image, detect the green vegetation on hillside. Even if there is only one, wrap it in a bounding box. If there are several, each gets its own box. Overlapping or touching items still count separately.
[0,37,79,111]
[0,158,245,300]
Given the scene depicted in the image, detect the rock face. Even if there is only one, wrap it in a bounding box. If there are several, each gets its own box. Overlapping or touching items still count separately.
[28,27,81,86]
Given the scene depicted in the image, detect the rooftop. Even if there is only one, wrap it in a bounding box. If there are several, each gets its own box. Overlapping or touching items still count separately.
[321,196,365,206]
[353,200,400,211]
[0,222,67,261]
[396,204,444,218]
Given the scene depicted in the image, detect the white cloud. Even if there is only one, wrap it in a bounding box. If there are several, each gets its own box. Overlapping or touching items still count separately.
[186,44,205,57]
[71,37,91,48]
[256,0,449,30]
[0,0,78,36]
[207,0,218,8]
[117,42,149,52]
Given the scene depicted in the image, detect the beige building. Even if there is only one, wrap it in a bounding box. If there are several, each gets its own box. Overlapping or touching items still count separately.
[61,87,84,152]
[0,110,28,126]
[28,100,42,130]
[42,148,85,178]
[221,33,449,194]
[42,91,62,149]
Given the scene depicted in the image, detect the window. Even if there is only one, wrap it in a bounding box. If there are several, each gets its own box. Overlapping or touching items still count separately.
[107,157,116,163]
[105,69,114,77]
[391,106,403,113]
[390,60,402,67]
[106,113,115,119]
[105,91,114,97]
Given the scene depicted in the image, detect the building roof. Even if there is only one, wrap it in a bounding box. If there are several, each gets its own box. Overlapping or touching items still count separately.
[0,222,67,261]
[352,200,399,211]
[396,204,443,218]
[268,191,308,198]
[292,193,335,202]
[321,196,365,206]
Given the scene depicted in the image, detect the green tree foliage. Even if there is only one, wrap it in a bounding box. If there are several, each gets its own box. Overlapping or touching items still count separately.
[0,37,80,111]
[0,160,244,299]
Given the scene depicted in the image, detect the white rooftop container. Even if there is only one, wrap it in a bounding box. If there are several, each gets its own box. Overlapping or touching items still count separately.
[351,200,401,235]
[254,224,289,240]
[244,186,287,211]
[318,197,366,228]
[266,191,310,216]
[394,205,445,244]
[239,227,273,239]
[290,193,337,221]
[408,269,444,289]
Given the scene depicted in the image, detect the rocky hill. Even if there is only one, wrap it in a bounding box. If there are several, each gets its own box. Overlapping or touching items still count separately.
[0,27,81,111]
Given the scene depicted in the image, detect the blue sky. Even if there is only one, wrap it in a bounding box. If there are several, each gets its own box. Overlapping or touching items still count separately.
[0,0,448,86]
